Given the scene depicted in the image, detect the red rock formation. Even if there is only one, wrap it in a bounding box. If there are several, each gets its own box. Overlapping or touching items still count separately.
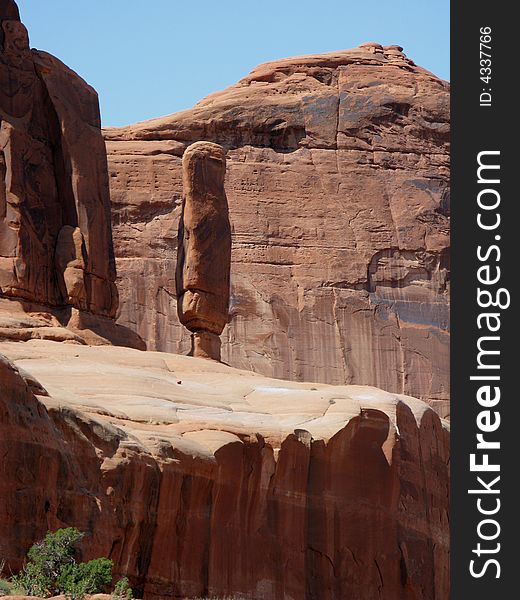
[0,6,449,599]
[0,5,117,317]
[0,1,19,21]
[176,141,231,361]
[0,341,449,600]
[105,44,450,417]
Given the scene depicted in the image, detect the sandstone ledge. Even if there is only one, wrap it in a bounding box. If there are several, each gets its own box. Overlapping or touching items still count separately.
[1,339,449,600]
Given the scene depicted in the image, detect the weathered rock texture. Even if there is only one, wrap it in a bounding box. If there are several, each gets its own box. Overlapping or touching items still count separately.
[105,43,450,417]
[0,7,449,599]
[0,339,449,600]
[0,5,117,317]
[176,141,231,361]
[0,0,19,21]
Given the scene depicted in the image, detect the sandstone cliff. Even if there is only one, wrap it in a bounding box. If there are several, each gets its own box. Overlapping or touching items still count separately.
[0,340,449,600]
[0,4,145,349]
[0,3,117,317]
[104,44,450,417]
[0,4,449,599]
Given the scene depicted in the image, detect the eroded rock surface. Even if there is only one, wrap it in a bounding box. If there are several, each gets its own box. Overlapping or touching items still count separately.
[105,44,450,416]
[0,6,117,317]
[0,339,449,600]
[0,7,449,599]
[176,141,231,360]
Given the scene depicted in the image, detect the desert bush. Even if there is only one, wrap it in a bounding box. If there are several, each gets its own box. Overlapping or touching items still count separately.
[11,528,84,597]
[11,561,50,597]
[112,576,133,600]
[0,579,11,597]
[10,528,113,599]
[57,557,113,599]
[29,528,84,579]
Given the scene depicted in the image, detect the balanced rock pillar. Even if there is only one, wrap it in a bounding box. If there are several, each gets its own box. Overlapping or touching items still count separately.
[176,141,231,361]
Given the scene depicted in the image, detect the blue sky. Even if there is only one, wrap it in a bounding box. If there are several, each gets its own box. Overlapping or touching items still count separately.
[17,0,449,127]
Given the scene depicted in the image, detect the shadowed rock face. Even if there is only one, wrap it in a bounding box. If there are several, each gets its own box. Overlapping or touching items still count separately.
[0,340,449,600]
[176,141,231,360]
[0,1,19,21]
[0,6,117,317]
[105,43,450,417]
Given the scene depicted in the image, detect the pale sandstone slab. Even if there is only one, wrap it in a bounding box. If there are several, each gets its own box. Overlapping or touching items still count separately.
[0,339,449,600]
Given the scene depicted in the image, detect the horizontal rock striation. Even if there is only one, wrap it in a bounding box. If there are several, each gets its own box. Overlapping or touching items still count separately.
[105,44,450,416]
[0,340,449,600]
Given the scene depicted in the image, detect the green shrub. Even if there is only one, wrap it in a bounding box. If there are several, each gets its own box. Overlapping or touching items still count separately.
[28,528,84,578]
[0,579,11,597]
[11,528,84,597]
[57,558,113,598]
[10,528,113,599]
[11,561,51,597]
[112,576,133,600]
